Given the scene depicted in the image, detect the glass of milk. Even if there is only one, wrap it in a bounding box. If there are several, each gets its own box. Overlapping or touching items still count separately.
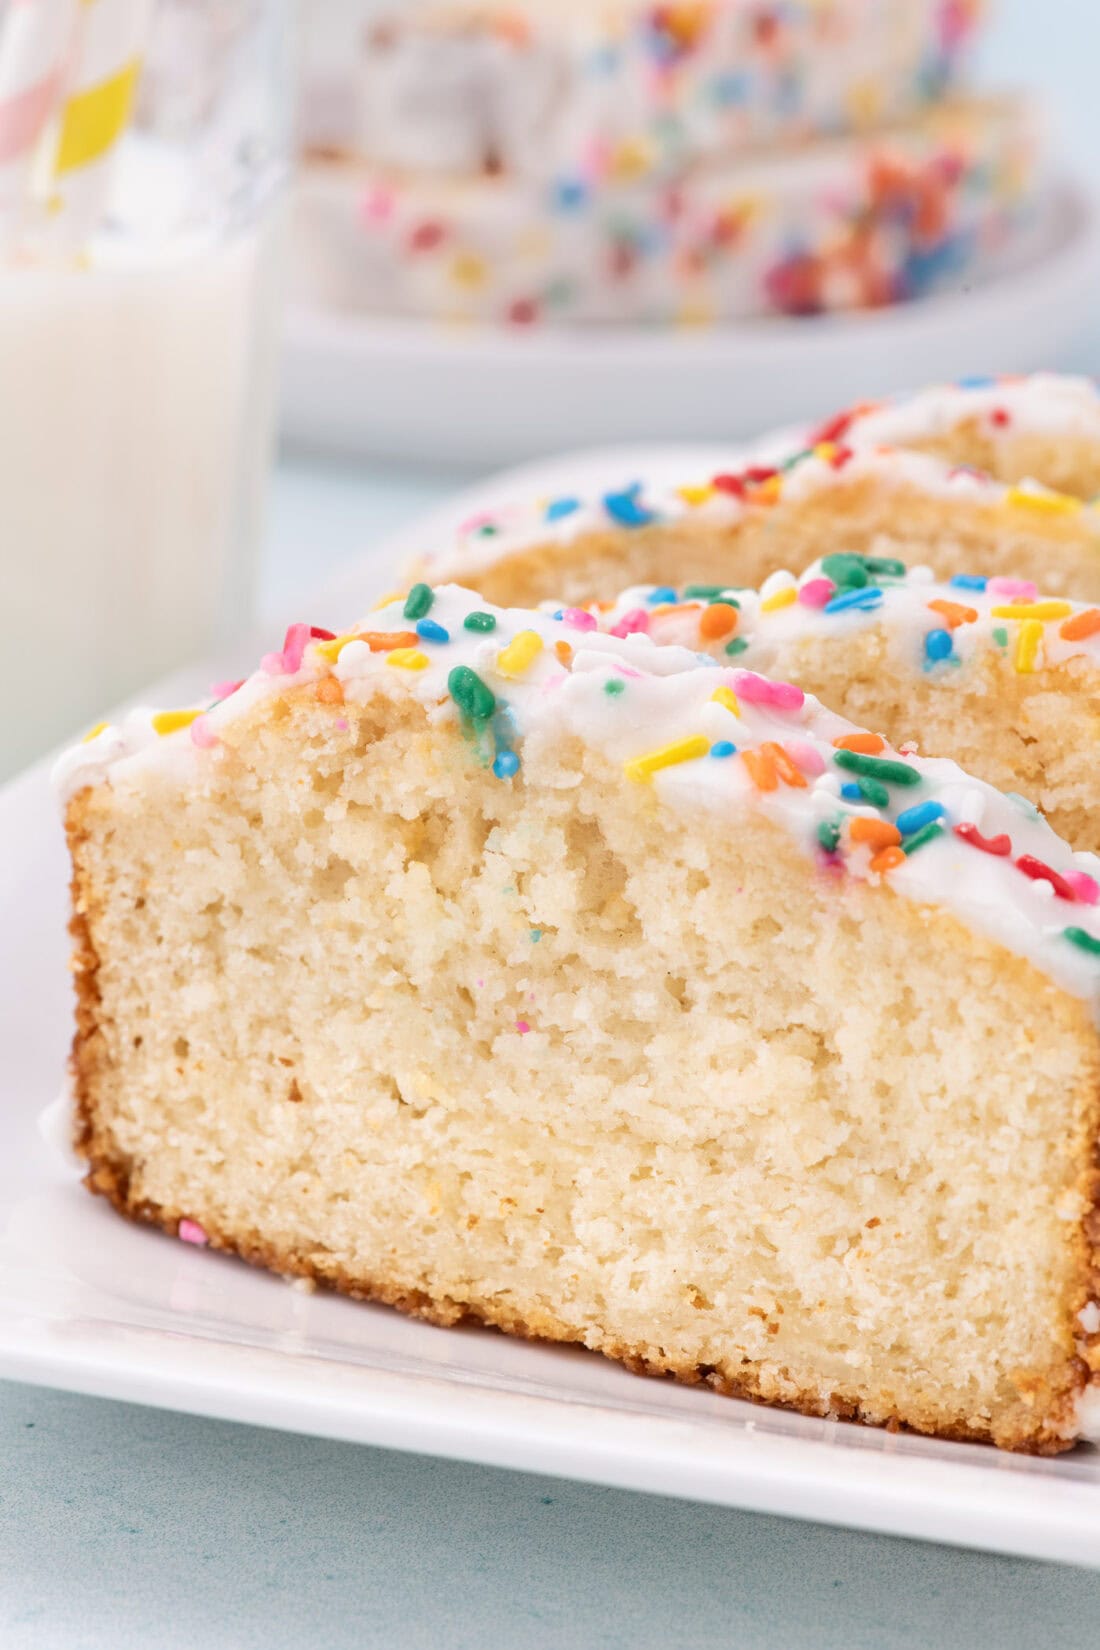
[0,0,290,779]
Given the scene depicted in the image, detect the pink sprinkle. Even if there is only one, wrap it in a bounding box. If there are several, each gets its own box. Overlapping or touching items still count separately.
[362,185,395,222]
[733,670,805,711]
[335,718,349,731]
[1066,871,1100,905]
[563,607,598,632]
[516,1020,530,1035]
[784,740,826,777]
[261,622,312,677]
[458,510,498,535]
[210,679,244,700]
[617,666,644,679]
[987,577,1038,601]
[798,578,835,609]
[189,716,218,749]
[609,607,649,639]
[178,1219,207,1247]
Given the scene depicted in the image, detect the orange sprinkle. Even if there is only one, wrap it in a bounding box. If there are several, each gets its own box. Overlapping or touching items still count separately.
[357,630,420,652]
[927,599,979,630]
[833,732,885,755]
[698,602,739,642]
[554,640,573,666]
[650,601,703,619]
[761,741,807,789]
[741,749,778,792]
[849,818,902,852]
[315,677,344,704]
[870,846,906,874]
[1060,607,1100,642]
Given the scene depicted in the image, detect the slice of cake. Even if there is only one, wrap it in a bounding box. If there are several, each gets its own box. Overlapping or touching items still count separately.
[59,585,1100,1453]
[571,556,1100,848]
[812,373,1100,502]
[416,444,1100,606]
[298,95,1035,326]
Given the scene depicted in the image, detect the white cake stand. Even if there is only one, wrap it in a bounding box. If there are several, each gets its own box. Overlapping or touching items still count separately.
[280,181,1100,468]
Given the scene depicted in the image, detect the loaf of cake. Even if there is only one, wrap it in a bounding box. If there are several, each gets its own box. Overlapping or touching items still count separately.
[298,95,1035,325]
[567,556,1100,848]
[814,372,1100,501]
[59,584,1100,1452]
[417,442,1100,607]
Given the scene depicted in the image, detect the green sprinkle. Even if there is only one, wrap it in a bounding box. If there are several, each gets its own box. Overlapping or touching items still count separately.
[530,928,543,943]
[817,820,841,854]
[604,679,626,696]
[901,821,945,856]
[448,665,496,722]
[820,552,869,591]
[862,555,907,578]
[684,584,740,605]
[1065,927,1100,957]
[724,637,750,656]
[856,776,890,809]
[476,524,499,537]
[781,447,813,472]
[464,611,497,633]
[834,750,921,787]
[993,625,1008,649]
[403,583,434,621]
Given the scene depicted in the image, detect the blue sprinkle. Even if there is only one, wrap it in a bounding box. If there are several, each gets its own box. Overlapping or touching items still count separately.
[416,619,449,644]
[924,628,953,663]
[950,574,988,591]
[712,70,749,108]
[551,179,588,213]
[956,374,998,389]
[493,750,520,780]
[603,484,656,529]
[646,586,678,604]
[896,800,946,836]
[824,586,884,615]
[710,741,737,759]
[840,783,863,802]
[545,496,581,523]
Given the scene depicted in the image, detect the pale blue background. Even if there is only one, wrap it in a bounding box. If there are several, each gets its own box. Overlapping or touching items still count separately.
[6,4,1100,1643]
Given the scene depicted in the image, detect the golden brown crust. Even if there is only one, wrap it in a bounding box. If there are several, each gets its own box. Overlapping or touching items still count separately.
[64,775,1100,1459]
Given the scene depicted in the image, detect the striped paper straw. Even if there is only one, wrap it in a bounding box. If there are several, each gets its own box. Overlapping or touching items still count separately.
[0,0,78,238]
[41,0,151,252]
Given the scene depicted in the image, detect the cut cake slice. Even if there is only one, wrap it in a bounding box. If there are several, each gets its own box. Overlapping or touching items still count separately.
[572,555,1100,849]
[58,585,1100,1453]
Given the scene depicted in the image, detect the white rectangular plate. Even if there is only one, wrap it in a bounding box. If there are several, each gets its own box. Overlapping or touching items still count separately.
[4,450,1099,1570]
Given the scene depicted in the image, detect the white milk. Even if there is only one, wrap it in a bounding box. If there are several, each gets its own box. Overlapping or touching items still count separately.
[0,221,279,779]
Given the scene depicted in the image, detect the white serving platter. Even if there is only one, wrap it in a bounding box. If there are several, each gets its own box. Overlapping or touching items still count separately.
[280,181,1100,467]
[3,449,1099,1570]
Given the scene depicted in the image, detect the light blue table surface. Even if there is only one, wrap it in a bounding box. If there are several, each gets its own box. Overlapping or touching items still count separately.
[8,3,1100,1638]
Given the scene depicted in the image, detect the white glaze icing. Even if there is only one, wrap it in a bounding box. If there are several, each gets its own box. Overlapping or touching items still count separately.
[831,372,1100,457]
[55,582,1100,1015]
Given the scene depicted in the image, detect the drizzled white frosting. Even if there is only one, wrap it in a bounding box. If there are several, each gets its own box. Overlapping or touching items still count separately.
[56,582,1100,1016]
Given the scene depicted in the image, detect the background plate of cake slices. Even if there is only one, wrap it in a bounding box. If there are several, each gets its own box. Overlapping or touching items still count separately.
[281,181,1100,466]
[4,447,1100,1572]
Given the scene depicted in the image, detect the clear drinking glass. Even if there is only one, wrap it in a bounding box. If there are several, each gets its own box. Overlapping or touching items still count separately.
[0,0,291,780]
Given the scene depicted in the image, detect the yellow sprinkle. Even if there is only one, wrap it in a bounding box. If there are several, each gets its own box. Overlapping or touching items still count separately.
[81,721,109,743]
[813,442,839,463]
[990,601,1073,622]
[496,630,544,678]
[385,649,429,671]
[677,483,715,507]
[1014,619,1043,674]
[710,686,741,717]
[314,633,356,663]
[451,251,488,289]
[760,586,797,614]
[152,709,201,736]
[624,735,710,783]
[1005,486,1082,517]
[54,59,140,175]
[371,589,407,611]
[754,475,783,505]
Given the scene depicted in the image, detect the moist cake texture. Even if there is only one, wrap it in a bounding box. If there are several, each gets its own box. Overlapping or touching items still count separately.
[59,584,1100,1453]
